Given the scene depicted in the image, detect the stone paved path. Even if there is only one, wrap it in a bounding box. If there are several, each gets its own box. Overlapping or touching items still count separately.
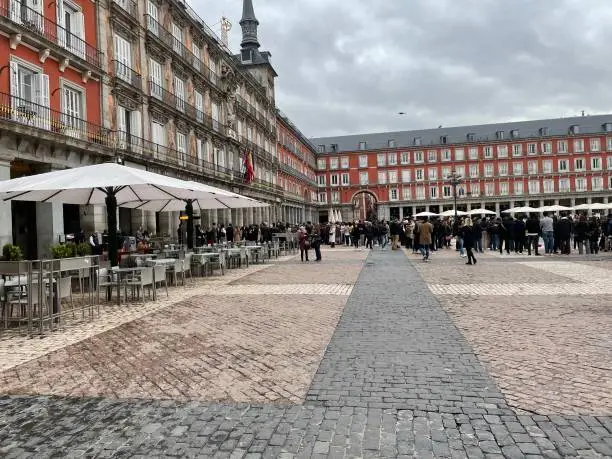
[1,249,611,458]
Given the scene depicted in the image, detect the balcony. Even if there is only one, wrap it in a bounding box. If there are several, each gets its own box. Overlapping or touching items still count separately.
[112,60,142,92]
[0,0,103,71]
[148,80,181,112]
[0,91,112,147]
[111,0,138,25]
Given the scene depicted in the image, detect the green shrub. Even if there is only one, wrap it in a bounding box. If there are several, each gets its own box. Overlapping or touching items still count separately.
[76,242,92,256]
[1,244,23,261]
[50,243,76,259]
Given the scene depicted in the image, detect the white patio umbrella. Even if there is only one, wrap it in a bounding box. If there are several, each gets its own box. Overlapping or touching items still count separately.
[468,208,497,216]
[335,209,342,223]
[585,202,609,211]
[414,211,439,218]
[502,206,539,214]
[328,208,336,223]
[538,205,572,212]
[0,162,222,265]
[439,209,468,217]
[571,203,592,211]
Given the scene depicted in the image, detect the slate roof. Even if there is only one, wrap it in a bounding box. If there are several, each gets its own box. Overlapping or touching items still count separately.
[310,114,612,154]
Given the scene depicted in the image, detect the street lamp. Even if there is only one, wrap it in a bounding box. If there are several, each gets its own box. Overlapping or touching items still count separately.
[446,169,464,220]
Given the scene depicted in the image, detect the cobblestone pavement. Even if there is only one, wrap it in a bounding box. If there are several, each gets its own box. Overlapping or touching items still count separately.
[1,249,611,457]
[411,248,612,418]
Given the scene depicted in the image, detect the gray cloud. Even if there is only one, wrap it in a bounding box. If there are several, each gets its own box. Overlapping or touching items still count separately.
[192,0,612,137]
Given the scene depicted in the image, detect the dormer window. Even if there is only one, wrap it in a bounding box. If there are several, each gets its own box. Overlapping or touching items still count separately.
[413,137,422,146]
[440,135,448,144]
[569,125,580,135]
[496,130,505,140]
[510,129,519,139]
[466,133,475,142]
[539,127,549,136]
[388,139,396,148]
[317,145,325,153]
[330,144,338,153]
[603,123,612,132]
[358,141,367,150]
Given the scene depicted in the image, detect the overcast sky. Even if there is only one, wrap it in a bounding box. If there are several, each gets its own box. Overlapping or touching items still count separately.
[193,0,612,138]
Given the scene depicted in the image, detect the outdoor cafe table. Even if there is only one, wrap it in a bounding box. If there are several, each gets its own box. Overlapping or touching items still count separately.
[110,267,145,306]
[145,258,176,267]
[192,253,222,275]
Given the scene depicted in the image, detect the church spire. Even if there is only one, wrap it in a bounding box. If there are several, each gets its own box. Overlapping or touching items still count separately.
[240,0,260,51]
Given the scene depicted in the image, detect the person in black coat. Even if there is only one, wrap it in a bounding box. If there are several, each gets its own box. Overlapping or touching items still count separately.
[460,218,477,265]
[525,214,540,256]
[512,217,526,253]
[556,214,572,254]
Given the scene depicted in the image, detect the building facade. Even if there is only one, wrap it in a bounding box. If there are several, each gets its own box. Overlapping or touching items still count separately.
[312,115,612,222]
[0,0,317,258]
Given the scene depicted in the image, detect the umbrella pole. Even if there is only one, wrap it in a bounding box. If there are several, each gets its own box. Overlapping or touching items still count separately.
[105,192,119,267]
[185,200,194,250]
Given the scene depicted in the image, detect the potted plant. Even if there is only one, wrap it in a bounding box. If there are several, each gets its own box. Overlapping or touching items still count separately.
[1,244,24,261]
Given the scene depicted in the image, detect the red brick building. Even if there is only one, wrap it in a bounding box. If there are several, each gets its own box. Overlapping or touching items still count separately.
[311,115,612,222]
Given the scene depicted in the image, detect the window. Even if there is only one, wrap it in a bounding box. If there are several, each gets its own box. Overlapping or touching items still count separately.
[592,176,603,191]
[428,168,438,181]
[359,141,367,150]
[455,165,465,177]
[388,139,396,148]
[574,139,584,153]
[559,178,570,192]
[384,152,396,166]
[329,157,339,169]
[455,148,465,161]
[499,182,509,196]
[211,102,220,131]
[414,151,424,163]
[574,158,585,171]
[527,143,537,155]
[485,183,494,196]
[443,185,452,198]
[151,121,165,149]
[469,147,478,159]
[359,171,368,185]
[317,145,325,153]
[608,138,612,151]
[528,160,538,175]
[331,191,340,204]
[469,164,479,178]
[388,170,398,183]
[195,137,206,165]
[441,149,451,161]
[341,173,350,185]
[317,158,326,170]
[558,159,568,172]
[415,168,424,181]
[484,163,493,177]
[61,84,83,134]
[416,186,425,200]
[413,137,422,146]
[318,192,327,203]
[528,180,540,194]
[176,131,187,166]
[591,157,602,171]
[428,150,437,162]
[484,146,492,158]
[146,0,159,34]
[512,144,522,156]
[330,143,338,153]
[191,42,201,70]
[590,138,600,152]
[541,142,552,154]
[497,145,508,158]
[378,171,387,184]
[173,76,185,112]
[570,125,580,135]
[390,188,398,201]
[340,156,349,168]
[467,133,475,142]
[148,58,163,98]
[558,140,568,153]
[59,1,85,57]
[330,174,339,186]
[510,129,519,139]
[539,127,549,136]
[402,188,411,200]
[498,162,508,176]
[442,166,451,178]
[114,34,132,83]
[514,181,524,195]
[608,156,612,170]
[543,160,552,174]
[543,180,554,193]
[116,105,141,148]
[604,123,612,132]
[317,175,325,186]
[170,23,183,55]
[401,169,411,183]
[469,182,480,197]
[359,155,368,168]
[513,162,523,175]
[375,153,385,167]
[400,152,410,164]
[439,135,447,144]
[430,186,438,199]
[575,177,587,192]
[496,130,504,140]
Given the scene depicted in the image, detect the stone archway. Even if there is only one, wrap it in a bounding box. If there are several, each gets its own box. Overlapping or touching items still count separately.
[351,190,378,222]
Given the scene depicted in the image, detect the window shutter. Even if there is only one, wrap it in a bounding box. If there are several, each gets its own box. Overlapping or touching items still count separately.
[116,107,127,148]
[56,0,65,46]
[74,11,85,57]
[9,61,20,100]
[129,110,141,138]
[10,0,22,24]
[36,74,50,130]
[196,138,202,164]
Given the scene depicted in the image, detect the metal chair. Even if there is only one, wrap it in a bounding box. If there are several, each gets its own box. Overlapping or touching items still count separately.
[124,267,154,304]
[58,276,74,318]
[153,265,168,299]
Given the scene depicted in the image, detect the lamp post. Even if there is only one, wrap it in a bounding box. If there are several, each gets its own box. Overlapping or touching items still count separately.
[447,169,464,220]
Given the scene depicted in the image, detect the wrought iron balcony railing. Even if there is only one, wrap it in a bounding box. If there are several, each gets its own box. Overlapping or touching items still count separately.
[112,0,137,18]
[112,60,142,91]
[0,0,103,69]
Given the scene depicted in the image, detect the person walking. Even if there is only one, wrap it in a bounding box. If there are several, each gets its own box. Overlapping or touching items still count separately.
[460,218,477,265]
[540,212,555,255]
[298,225,310,262]
[312,224,322,261]
[329,223,337,248]
[418,217,433,261]
[525,214,541,256]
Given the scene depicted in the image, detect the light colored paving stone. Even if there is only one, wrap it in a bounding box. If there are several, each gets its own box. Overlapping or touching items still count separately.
[208,283,354,296]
